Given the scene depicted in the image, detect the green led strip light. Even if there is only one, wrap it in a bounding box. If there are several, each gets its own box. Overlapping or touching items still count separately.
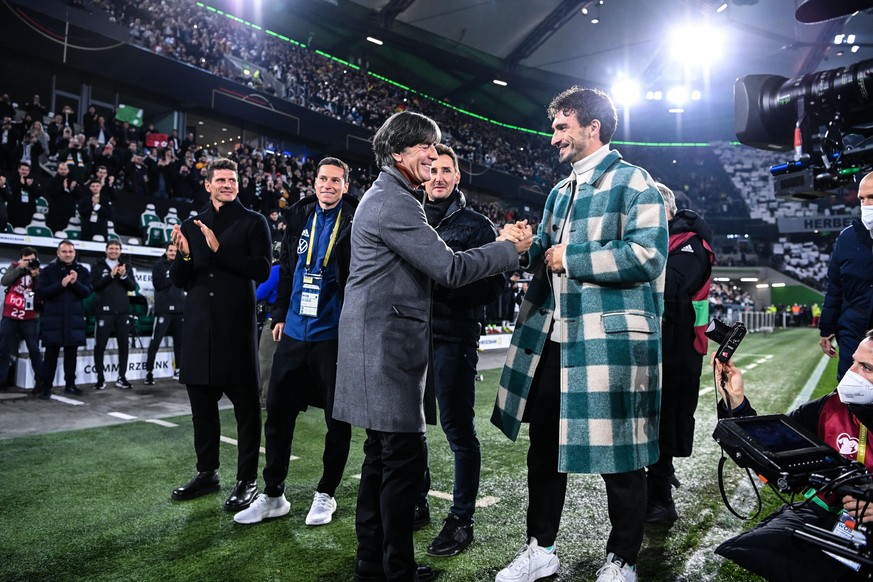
[195,2,715,147]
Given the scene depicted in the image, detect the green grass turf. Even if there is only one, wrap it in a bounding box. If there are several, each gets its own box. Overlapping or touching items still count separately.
[0,327,827,581]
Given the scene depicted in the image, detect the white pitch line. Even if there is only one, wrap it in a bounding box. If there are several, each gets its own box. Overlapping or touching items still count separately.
[348,477,501,508]
[218,435,295,459]
[144,418,178,427]
[50,394,85,405]
[108,412,137,420]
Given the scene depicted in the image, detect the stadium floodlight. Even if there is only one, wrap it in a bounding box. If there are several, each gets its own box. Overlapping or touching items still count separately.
[666,86,689,106]
[366,36,383,46]
[611,79,641,106]
[669,25,724,66]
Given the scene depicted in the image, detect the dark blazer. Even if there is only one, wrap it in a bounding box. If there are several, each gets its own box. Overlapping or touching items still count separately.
[37,258,93,347]
[333,166,518,433]
[170,198,271,386]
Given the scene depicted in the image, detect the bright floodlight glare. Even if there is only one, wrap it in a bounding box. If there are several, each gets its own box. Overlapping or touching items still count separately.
[835,34,845,44]
[669,25,723,65]
[716,3,728,12]
[666,86,689,105]
[366,36,383,46]
[611,79,640,106]
[492,79,508,86]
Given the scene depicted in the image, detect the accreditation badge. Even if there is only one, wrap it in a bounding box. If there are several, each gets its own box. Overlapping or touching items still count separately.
[299,273,323,317]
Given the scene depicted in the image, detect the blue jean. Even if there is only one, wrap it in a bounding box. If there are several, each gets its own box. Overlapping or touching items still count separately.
[428,340,481,521]
[0,317,42,384]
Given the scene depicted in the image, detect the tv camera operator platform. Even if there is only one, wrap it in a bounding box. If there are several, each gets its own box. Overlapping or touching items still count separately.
[713,330,873,582]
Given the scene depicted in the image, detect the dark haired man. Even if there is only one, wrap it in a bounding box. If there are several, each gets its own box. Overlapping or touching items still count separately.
[235,157,358,527]
[333,111,530,582]
[493,87,667,582]
[144,242,184,385]
[37,240,93,399]
[0,247,43,390]
[417,144,507,557]
[4,162,40,229]
[92,240,137,390]
[170,158,272,512]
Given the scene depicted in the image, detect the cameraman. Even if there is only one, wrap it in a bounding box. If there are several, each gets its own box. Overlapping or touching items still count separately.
[0,247,43,390]
[714,329,873,581]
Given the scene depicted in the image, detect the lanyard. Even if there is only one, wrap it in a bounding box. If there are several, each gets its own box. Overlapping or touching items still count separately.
[305,208,342,274]
[859,424,868,465]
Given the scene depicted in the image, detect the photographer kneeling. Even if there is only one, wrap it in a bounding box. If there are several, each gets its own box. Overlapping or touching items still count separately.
[714,329,873,581]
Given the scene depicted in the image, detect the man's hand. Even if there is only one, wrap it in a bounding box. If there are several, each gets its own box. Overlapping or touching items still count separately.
[841,496,873,523]
[171,225,190,257]
[820,334,837,358]
[711,353,746,408]
[193,219,220,253]
[544,244,566,273]
[62,270,77,287]
[272,322,284,342]
[111,264,120,277]
[497,220,532,254]
[117,264,127,277]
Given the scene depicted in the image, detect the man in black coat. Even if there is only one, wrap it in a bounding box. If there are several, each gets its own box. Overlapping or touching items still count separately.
[144,242,184,385]
[36,240,93,399]
[234,157,357,527]
[91,240,137,390]
[417,144,507,556]
[647,183,714,522]
[4,162,41,229]
[169,158,272,512]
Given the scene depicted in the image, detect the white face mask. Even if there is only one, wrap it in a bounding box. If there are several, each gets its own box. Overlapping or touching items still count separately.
[837,369,873,405]
[860,206,873,231]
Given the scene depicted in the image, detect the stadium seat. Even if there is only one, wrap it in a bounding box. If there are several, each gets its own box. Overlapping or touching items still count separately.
[54,231,68,239]
[35,196,49,215]
[164,207,181,226]
[146,222,168,247]
[26,213,53,238]
[12,227,26,235]
[107,220,121,242]
[141,204,161,232]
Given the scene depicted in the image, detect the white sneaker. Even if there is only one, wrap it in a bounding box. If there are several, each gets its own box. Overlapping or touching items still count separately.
[495,537,560,582]
[305,492,337,526]
[233,493,290,524]
[595,553,637,582]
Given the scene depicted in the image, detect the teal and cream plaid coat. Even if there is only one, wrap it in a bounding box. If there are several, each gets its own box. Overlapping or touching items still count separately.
[491,150,668,474]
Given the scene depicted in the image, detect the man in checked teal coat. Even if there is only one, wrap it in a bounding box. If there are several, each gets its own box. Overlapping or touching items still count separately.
[492,87,668,582]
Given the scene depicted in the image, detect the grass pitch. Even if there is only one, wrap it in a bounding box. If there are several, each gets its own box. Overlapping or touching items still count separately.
[0,327,831,581]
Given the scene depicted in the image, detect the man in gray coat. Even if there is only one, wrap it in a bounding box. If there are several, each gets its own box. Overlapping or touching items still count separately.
[333,110,531,582]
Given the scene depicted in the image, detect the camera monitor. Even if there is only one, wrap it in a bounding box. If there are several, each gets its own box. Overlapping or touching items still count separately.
[713,414,851,492]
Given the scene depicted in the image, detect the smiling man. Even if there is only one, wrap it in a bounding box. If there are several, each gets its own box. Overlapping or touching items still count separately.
[333,111,531,582]
[492,86,667,582]
[169,158,272,513]
[234,157,358,528]
[416,144,507,558]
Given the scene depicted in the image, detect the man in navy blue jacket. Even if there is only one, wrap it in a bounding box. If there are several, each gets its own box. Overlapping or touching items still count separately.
[820,172,873,381]
[36,240,93,399]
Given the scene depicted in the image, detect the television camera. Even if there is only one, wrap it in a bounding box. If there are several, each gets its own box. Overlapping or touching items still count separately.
[735,58,873,200]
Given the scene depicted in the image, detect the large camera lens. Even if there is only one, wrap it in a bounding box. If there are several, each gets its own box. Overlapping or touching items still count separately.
[705,319,730,343]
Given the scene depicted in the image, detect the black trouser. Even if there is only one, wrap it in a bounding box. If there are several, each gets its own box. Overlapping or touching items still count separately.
[40,344,78,390]
[262,336,351,497]
[526,340,646,564]
[356,429,426,582]
[94,312,130,380]
[145,313,183,373]
[185,384,262,481]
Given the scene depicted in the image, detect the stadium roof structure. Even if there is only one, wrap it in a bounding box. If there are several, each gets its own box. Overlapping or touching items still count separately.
[219,0,873,143]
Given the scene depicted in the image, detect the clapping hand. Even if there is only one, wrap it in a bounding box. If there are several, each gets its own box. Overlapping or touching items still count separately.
[498,220,532,254]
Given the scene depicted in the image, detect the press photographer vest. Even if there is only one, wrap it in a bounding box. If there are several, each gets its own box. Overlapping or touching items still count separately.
[3,265,38,321]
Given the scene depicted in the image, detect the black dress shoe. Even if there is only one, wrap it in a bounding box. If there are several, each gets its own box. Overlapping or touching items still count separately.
[415,565,437,581]
[426,514,474,557]
[413,500,431,530]
[224,480,258,511]
[172,471,220,500]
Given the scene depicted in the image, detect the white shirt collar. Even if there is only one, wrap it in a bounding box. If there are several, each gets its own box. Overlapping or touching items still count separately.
[570,143,611,181]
